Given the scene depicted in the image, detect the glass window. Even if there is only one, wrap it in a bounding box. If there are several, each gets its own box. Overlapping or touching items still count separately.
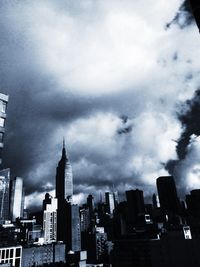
[1,102,6,113]
[2,250,5,259]
[10,249,13,258]
[0,101,6,113]
[0,132,4,143]
[16,248,21,257]
[0,118,5,127]
[15,258,20,267]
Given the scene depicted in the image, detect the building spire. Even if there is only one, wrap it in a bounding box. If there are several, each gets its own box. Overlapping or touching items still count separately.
[62,137,67,159]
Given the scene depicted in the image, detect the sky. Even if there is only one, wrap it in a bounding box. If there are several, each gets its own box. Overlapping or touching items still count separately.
[0,0,200,209]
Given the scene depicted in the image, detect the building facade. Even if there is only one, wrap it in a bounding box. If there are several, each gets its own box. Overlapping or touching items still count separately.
[43,196,57,243]
[0,245,22,267]
[0,93,9,164]
[105,192,115,215]
[156,176,180,214]
[10,177,25,222]
[0,168,11,224]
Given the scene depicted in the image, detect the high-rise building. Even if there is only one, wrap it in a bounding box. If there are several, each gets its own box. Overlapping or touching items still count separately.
[43,195,57,243]
[56,140,73,203]
[67,204,81,252]
[126,189,145,226]
[0,168,10,224]
[10,177,25,221]
[80,206,90,232]
[55,141,81,252]
[152,193,157,208]
[186,189,200,219]
[0,93,9,164]
[113,191,119,207]
[87,194,94,221]
[56,141,73,242]
[105,192,115,215]
[156,176,180,214]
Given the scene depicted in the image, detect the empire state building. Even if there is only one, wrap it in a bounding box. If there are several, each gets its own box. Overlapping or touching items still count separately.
[56,140,73,243]
[56,140,73,203]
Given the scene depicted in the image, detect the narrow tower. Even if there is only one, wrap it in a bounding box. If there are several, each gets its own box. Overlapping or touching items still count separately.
[56,139,73,203]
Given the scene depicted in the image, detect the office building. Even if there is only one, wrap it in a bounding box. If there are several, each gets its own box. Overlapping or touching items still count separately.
[43,195,57,243]
[0,93,9,164]
[87,194,95,220]
[22,243,66,267]
[80,206,90,232]
[105,192,115,215]
[156,176,180,214]
[56,141,73,242]
[186,189,200,219]
[10,177,25,221]
[66,203,81,252]
[113,191,119,206]
[0,168,11,224]
[56,140,73,204]
[126,189,145,226]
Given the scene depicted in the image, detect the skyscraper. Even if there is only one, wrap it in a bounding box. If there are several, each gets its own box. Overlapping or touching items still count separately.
[126,189,145,226]
[56,140,73,203]
[156,176,180,214]
[87,194,94,221]
[0,168,10,224]
[55,141,81,252]
[43,194,57,243]
[10,177,25,221]
[0,93,9,164]
[66,204,81,252]
[105,192,115,215]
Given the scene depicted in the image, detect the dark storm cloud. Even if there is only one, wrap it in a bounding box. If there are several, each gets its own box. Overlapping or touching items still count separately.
[165,89,200,195]
[1,0,200,208]
[166,0,194,30]
[177,89,200,160]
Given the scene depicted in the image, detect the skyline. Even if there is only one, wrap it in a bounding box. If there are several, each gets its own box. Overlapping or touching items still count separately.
[1,0,200,209]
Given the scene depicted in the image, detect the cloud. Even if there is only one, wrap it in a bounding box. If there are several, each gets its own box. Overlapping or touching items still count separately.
[54,111,182,199]
[0,0,199,207]
[174,135,200,194]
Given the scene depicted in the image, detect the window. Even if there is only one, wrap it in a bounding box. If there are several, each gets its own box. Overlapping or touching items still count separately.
[1,102,6,113]
[15,258,20,267]
[16,248,21,257]
[0,101,7,113]
[0,118,5,127]
[10,249,13,258]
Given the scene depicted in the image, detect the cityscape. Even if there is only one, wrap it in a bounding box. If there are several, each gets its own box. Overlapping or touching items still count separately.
[1,0,200,267]
[1,90,200,266]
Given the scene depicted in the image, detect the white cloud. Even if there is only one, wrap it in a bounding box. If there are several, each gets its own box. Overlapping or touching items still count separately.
[175,135,200,193]
[2,0,200,204]
[52,111,182,196]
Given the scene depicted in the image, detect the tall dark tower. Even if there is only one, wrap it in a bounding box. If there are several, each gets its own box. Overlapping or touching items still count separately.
[126,189,145,226]
[56,139,73,203]
[55,141,81,251]
[156,176,180,214]
[56,140,73,243]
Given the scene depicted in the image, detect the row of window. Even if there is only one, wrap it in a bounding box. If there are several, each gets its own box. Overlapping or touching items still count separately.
[0,248,21,259]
